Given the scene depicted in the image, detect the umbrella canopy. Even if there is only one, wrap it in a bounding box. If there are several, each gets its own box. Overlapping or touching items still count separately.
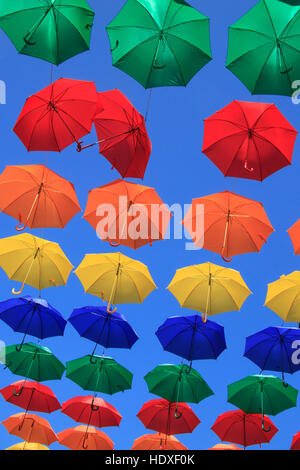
[202,101,297,181]
[145,364,213,405]
[14,78,97,152]
[167,262,251,322]
[0,233,73,295]
[137,399,200,435]
[2,413,57,445]
[155,315,226,362]
[62,396,122,428]
[74,252,156,312]
[83,179,171,249]
[0,380,61,413]
[66,355,133,394]
[0,0,95,65]
[226,0,300,96]
[288,219,300,255]
[211,410,278,448]
[132,433,188,450]
[2,342,65,382]
[106,0,212,88]
[0,165,81,229]
[291,430,300,450]
[5,441,49,450]
[208,443,243,450]
[265,272,300,322]
[58,425,114,450]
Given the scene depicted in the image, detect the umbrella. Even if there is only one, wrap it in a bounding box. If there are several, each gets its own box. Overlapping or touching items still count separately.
[0,233,73,295]
[78,90,152,179]
[0,164,81,230]
[137,399,200,435]
[58,425,114,450]
[183,191,274,261]
[155,315,226,364]
[66,355,133,394]
[202,101,297,181]
[5,441,49,450]
[208,443,243,450]
[106,0,212,88]
[14,78,98,152]
[132,433,188,450]
[226,0,300,96]
[0,380,61,413]
[227,374,298,431]
[0,0,95,65]
[291,431,300,450]
[74,252,156,312]
[83,179,171,249]
[2,342,65,382]
[61,396,122,428]
[211,410,278,448]
[2,413,57,445]
[265,272,300,323]
[288,219,300,254]
[0,296,66,347]
[167,262,251,323]
[244,327,300,382]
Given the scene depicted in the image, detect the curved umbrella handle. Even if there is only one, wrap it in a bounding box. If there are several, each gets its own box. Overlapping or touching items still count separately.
[201,312,208,324]
[244,160,254,173]
[16,215,26,232]
[107,301,117,314]
[282,381,289,389]
[100,291,105,303]
[222,254,232,263]
[13,386,24,397]
[184,362,192,375]
[109,241,121,247]
[262,421,271,433]
[49,279,59,287]
[76,141,83,152]
[15,344,24,352]
[174,406,182,419]
[91,403,99,412]
[12,284,25,295]
[89,355,98,365]
[82,438,89,450]
[24,34,36,46]
[110,40,119,52]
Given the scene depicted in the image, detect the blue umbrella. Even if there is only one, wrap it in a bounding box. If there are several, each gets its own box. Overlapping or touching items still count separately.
[68,306,139,360]
[244,327,300,384]
[155,315,226,367]
[0,296,66,349]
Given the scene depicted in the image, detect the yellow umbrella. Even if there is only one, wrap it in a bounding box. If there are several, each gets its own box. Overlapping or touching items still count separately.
[0,233,73,294]
[265,271,300,323]
[5,441,49,450]
[74,252,157,312]
[167,262,251,322]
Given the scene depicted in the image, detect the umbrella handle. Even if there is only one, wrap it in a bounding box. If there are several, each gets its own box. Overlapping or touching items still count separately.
[107,301,117,313]
[82,439,89,450]
[91,403,99,412]
[244,160,254,173]
[76,141,83,152]
[110,40,119,52]
[13,386,24,397]
[201,312,208,323]
[282,381,289,388]
[89,355,98,365]
[24,34,36,46]
[222,254,232,263]
[49,279,59,287]
[12,284,25,295]
[109,241,121,247]
[16,214,26,231]
[15,344,23,352]
[262,421,271,433]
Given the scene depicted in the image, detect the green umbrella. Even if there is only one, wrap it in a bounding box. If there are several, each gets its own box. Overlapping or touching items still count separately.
[2,342,65,382]
[226,0,300,96]
[66,355,133,394]
[106,0,212,88]
[228,374,298,431]
[0,0,95,65]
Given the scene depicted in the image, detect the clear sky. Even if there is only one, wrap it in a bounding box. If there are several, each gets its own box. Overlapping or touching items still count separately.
[0,0,299,450]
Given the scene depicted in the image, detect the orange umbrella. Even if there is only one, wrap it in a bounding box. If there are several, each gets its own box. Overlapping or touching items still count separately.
[0,164,81,230]
[288,219,300,255]
[208,443,243,450]
[57,425,114,450]
[2,413,57,445]
[131,433,188,450]
[83,179,172,249]
[183,191,274,262]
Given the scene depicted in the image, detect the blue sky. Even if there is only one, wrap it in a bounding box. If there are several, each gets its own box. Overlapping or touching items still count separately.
[0,0,300,450]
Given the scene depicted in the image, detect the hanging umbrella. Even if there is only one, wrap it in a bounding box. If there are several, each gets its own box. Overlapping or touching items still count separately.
[137,399,200,435]
[5,441,49,450]
[227,375,298,431]
[244,327,300,382]
[0,0,95,65]
[226,0,300,96]
[0,233,73,295]
[265,272,300,323]
[202,101,297,180]
[211,410,278,448]
[183,191,274,261]
[2,413,57,445]
[0,165,81,230]
[66,355,133,394]
[155,315,226,364]
[291,431,300,450]
[288,219,300,254]
[132,433,188,450]
[208,443,243,450]
[14,78,98,152]
[2,342,65,381]
[83,179,171,249]
[106,0,212,88]
[74,252,157,312]
[0,380,61,413]
[167,262,251,323]
[61,396,122,428]
[78,90,152,179]
[58,425,114,450]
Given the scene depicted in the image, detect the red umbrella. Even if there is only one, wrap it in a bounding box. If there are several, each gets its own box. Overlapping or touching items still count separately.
[0,380,61,414]
[211,410,278,448]
[61,396,122,428]
[202,101,297,181]
[78,90,151,179]
[291,431,300,450]
[13,78,98,152]
[137,399,200,435]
